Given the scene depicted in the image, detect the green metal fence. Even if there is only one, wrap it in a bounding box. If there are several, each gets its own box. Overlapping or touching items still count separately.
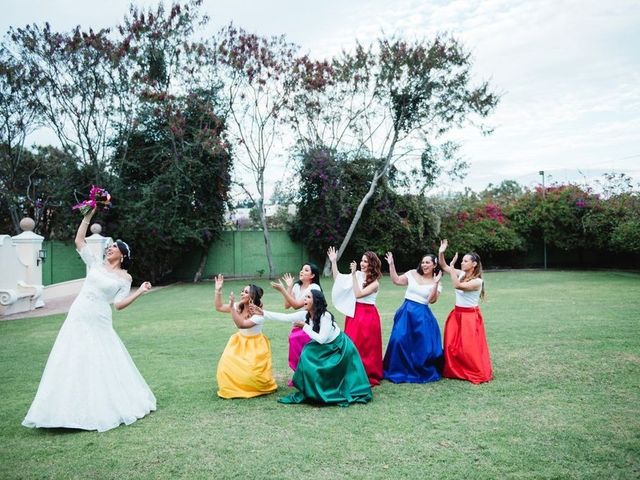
[174,230,310,280]
[42,230,310,285]
[41,241,86,286]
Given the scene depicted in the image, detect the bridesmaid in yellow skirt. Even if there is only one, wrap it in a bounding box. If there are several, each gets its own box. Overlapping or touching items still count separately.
[214,275,277,399]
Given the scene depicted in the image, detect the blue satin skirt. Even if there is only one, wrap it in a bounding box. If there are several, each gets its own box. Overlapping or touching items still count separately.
[383,299,443,383]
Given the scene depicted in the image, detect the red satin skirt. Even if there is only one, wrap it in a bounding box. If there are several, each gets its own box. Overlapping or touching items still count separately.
[344,302,383,386]
[442,306,493,384]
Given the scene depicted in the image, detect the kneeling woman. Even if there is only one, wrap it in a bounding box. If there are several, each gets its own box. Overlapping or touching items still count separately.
[214,275,277,399]
[257,290,372,407]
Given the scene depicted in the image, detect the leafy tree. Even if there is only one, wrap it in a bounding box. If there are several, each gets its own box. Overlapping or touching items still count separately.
[0,143,84,237]
[0,45,42,233]
[7,22,129,181]
[291,35,499,274]
[438,189,524,263]
[583,190,640,254]
[288,148,440,269]
[213,24,302,279]
[481,180,524,206]
[110,87,232,283]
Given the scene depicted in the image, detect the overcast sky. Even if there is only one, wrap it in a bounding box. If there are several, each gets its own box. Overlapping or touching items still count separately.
[3,0,639,195]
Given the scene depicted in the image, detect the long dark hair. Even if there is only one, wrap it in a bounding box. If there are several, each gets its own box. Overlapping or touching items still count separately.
[306,290,335,333]
[296,262,322,291]
[362,251,382,288]
[465,252,485,300]
[416,254,440,276]
[238,284,264,313]
[115,239,132,270]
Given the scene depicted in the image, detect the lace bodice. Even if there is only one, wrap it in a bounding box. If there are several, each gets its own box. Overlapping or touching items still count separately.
[77,245,131,304]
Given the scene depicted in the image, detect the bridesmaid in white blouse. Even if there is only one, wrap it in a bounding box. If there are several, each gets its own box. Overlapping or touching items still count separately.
[269,263,322,384]
[253,290,372,406]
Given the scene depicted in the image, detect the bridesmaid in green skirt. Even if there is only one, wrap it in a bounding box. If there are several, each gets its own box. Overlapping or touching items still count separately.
[257,290,372,406]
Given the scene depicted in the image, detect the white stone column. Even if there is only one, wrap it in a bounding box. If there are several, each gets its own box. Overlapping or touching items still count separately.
[11,218,45,308]
[12,218,44,282]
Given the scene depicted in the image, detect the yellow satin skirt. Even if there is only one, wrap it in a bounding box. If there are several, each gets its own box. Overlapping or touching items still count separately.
[216,332,278,399]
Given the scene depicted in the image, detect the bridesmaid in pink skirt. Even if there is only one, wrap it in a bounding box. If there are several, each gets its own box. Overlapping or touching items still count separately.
[270,263,322,384]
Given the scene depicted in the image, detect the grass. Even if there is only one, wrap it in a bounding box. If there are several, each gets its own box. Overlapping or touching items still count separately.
[1,271,639,479]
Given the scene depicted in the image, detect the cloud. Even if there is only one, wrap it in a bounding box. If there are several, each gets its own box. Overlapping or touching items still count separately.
[3,0,639,196]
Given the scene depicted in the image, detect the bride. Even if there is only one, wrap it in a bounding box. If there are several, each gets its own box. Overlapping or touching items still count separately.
[22,208,156,432]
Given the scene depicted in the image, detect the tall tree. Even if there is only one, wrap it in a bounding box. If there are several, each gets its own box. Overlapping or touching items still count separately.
[111,87,232,283]
[111,1,228,282]
[7,22,130,181]
[0,45,42,233]
[213,24,301,279]
[289,148,440,269]
[292,36,499,274]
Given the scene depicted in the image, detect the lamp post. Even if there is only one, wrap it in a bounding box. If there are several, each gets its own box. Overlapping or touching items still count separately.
[539,170,547,270]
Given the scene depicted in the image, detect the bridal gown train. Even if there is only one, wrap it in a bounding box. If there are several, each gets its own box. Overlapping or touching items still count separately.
[22,245,156,432]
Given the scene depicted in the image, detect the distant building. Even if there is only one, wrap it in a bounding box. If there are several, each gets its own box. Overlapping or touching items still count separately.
[225,204,297,229]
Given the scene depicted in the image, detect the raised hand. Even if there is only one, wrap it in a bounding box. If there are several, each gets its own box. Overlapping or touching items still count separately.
[385,252,394,265]
[439,239,448,254]
[270,280,285,292]
[215,274,224,291]
[228,292,235,307]
[282,272,294,288]
[327,246,338,262]
[450,252,459,267]
[137,281,152,294]
[433,271,442,283]
[350,260,357,274]
[249,304,264,316]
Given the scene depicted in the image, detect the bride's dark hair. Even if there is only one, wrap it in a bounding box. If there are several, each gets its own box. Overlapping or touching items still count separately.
[115,239,132,270]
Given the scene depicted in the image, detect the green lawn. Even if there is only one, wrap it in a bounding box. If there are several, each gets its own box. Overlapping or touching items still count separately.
[1,271,639,479]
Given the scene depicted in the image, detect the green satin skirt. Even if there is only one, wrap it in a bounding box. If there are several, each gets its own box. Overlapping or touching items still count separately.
[278,332,372,407]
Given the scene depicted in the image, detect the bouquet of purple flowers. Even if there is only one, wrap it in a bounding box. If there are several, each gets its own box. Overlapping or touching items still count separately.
[72,185,112,216]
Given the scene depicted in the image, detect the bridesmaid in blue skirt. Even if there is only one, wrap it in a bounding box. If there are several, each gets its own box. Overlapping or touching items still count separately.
[383,252,443,383]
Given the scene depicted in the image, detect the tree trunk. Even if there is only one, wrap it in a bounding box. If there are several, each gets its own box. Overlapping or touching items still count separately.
[322,257,332,277]
[326,129,399,274]
[260,205,276,279]
[193,246,209,283]
[9,205,22,235]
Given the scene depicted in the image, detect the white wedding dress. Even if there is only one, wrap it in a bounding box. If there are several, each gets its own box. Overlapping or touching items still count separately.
[22,245,156,432]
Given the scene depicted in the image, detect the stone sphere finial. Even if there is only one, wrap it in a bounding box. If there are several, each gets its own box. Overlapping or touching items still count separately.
[19,217,35,232]
[90,223,102,235]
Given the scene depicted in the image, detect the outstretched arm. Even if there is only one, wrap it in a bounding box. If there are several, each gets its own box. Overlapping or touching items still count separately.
[115,281,151,311]
[385,252,408,286]
[252,305,307,324]
[439,239,463,277]
[283,273,296,309]
[271,276,304,309]
[327,246,340,279]
[74,207,96,250]
[214,274,231,313]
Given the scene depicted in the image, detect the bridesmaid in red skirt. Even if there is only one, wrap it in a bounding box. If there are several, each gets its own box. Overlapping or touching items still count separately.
[438,239,493,384]
[328,246,384,386]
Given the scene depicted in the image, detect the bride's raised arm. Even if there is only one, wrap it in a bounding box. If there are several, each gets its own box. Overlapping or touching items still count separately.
[74,207,97,250]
